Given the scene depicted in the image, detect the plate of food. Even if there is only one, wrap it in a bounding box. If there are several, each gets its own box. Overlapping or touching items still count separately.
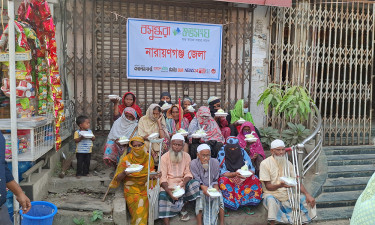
[177,129,188,136]
[172,186,185,198]
[125,164,144,173]
[161,103,172,111]
[187,105,195,112]
[237,118,246,124]
[214,109,228,117]
[192,129,207,139]
[80,131,95,139]
[148,132,159,140]
[108,94,119,100]
[118,136,129,145]
[245,132,257,143]
[280,177,297,187]
[207,188,221,198]
[237,165,253,178]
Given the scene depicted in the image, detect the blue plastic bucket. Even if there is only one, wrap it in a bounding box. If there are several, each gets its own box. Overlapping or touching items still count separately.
[20,201,57,225]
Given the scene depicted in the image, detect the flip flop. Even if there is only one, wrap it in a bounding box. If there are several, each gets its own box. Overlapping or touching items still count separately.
[180,210,190,221]
[224,209,230,217]
[243,206,255,215]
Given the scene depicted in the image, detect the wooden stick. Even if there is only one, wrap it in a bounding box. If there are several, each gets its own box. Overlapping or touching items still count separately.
[102,186,111,202]
[59,153,75,178]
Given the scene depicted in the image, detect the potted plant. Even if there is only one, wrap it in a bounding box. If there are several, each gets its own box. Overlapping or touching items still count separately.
[259,127,280,150]
[282,122,310,146]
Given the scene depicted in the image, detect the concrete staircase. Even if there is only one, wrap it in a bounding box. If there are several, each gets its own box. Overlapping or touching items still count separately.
[316,146,375,221]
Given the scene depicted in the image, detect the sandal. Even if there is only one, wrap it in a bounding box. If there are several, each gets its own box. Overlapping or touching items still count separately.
[180,210,190,221]
[243,206,255,215]
[224,209,230,217]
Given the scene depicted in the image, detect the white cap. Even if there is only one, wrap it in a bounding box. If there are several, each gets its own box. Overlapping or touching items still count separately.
[197,144,210,153]
[270,139,285,149]
[171,133,185,142]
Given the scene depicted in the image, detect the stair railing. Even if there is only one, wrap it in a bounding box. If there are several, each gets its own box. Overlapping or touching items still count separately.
[295,102,323,178]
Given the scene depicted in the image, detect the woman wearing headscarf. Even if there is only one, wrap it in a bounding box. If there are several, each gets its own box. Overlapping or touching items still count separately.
[207,96,231,140]
[228,99,261,137]
[237,122,265,176]
[103,107,139,167]
[112,92,143,121]
[138,104,169,164]
[109,136,160,225]
[188,106,225,160]
[181,96,196,123]
[166,104,190,153]
[217,137,262,214]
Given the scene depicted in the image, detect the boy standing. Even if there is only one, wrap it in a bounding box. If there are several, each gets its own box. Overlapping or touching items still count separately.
[74,115,95,178]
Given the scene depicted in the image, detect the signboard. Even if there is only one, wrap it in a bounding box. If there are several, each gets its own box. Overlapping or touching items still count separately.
[127,18,223,82]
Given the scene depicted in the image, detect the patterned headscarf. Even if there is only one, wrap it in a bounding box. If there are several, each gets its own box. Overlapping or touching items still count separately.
[128,136,147,164]
[237,122,265,159]
[196,106,225,143]
[224,137,245,172]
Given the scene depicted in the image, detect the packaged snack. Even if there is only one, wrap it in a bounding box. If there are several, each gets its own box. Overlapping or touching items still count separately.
[52,85,62,99]
[39,86,48,99]
[50,73,60,85]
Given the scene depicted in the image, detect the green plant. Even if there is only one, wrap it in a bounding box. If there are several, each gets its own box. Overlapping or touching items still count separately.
[257,83,283,114]
[73,218,85,225]
[91,210,103,222]
[282,122,310,146]
[257,84,313,121]
[276,86,312,120]
[259,127,280,149]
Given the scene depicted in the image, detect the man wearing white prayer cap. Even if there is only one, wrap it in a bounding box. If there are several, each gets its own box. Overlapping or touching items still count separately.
[158,133,200,223]
[259,139,317,225]
[190,144,224,225]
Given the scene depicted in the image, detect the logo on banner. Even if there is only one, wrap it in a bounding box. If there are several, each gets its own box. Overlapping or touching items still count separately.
[211,69,216,74]
[173,28,182,36]
[161,67,169,72]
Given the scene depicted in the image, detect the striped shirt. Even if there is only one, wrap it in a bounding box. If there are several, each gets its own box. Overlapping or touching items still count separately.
[74,130,93,153]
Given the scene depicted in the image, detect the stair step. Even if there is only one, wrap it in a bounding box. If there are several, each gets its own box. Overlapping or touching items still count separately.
[316,190,362,208]
[325,148,375,156]
[327,165,375,178]
[327,154,375,166]
[316,206,354,221]
[322,177,370,192]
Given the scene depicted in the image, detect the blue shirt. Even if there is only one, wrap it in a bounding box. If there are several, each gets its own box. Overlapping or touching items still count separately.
[0,131,14,206]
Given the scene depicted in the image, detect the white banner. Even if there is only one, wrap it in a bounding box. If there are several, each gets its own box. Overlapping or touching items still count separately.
[127,18,223,82]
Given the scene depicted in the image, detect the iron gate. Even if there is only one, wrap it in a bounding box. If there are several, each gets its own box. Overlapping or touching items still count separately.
[269,1,374,145]
[62,0,254,131]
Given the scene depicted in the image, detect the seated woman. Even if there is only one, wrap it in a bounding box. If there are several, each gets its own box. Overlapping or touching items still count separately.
[181,96,196,123]
[103,107,138,167]
[166,104,189,153]
[237,122,265,176]
[138,104,169,164]
[111,92,143,121]
[228,99,254,135]
[188,106,225,160]
[207,96,231,140]
[217,137,262,214]
[109,136,160,225]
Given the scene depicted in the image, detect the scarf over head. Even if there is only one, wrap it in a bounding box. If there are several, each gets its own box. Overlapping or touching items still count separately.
[128,136,147,164]
[118,92,143,118]
[230,99,254,124]
[196,106,224,143]
[158,91,173,107]
[107,107,138,140]
[207,96,221,118]
[224,137,245,172]
[166,104,189,133]
[237,122,265,159]
[138,104,168,137]
[182,97,196,122]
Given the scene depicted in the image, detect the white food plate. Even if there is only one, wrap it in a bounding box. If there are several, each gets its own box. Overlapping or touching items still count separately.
[214,112,228,117]
[280,177,297,187]
[237,119,246,124]
[161,104,172,111]
[148,133,159,140]
[108,95,119,100]
[118,139,129,145]
[80,131,95,138]
[178,131,188,137]
[173,188,185,198]
[245,137,258,143]
[192,133,207,139]
[188,107,195,112]
[238,170,253,178]
[207,190,221,198]
[125,165,144,173]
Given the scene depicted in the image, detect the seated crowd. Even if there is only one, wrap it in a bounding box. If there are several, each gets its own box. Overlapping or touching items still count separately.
[104,92,316,225]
